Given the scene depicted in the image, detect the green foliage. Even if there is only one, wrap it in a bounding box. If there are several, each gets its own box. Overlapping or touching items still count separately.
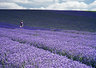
[22,61,26,68]
[32,34,39,36]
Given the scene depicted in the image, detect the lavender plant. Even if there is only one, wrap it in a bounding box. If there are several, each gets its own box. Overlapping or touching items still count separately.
[0,37,91,68]
[0,27,96,67]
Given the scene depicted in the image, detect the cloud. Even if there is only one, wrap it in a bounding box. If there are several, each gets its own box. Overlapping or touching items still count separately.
[0,0,29,3]
[43,1,88,10]
[90,8,96,11]
[65,0,85,1]
[0,0,54,9]
[32,0,53,3]
[0,0,96,11]
[89,1,96,11]
[29,7,45,10]
[89,1,96,6]
[16,0,54,8]
[0,2,26,9]
[35,0,96,11]
[62,0,95,4]
[0,0,53,4]
[29,0,54,6]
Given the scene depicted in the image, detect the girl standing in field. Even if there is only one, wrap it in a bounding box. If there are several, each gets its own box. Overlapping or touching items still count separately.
[20,20,24,27]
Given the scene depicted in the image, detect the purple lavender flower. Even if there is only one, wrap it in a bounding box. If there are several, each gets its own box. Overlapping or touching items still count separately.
[0,27,96,67]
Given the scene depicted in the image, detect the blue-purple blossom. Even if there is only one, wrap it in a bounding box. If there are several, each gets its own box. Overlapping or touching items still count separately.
[0,27,95,68]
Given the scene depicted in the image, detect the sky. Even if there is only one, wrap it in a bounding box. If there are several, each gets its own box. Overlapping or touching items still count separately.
[0,0,96,11]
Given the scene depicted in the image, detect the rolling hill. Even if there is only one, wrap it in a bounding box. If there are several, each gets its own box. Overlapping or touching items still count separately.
[0,10,96,32]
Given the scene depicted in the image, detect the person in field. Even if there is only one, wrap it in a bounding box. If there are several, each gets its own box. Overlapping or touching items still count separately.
[20,20,24,27]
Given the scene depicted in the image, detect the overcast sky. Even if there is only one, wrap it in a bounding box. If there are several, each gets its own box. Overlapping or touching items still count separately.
[0,0,96,11]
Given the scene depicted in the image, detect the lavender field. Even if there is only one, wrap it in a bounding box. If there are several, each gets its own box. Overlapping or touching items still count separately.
[0,27,96,68]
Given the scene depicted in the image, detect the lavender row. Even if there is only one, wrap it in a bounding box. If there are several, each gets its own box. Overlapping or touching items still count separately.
[0,28,96,67]
[1,28,95,40]
[0,37,91,68]
[0,28,96,55]
[1,28,96,48]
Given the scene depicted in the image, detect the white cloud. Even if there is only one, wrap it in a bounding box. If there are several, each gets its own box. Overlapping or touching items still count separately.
[44,1,88,10]
[90,8,96,11]
[0,0,96,11]
[0,0,53,4]
[0,0,54,9]
[0,0,29,3]
[89,1,96,11]
[35,0,96,11]
[29,7,45,10]
[66,0,85,1]
[26,0,96,11]
[32,0,53,3]
[55,0,59,3]
[29,0,54,6]
[15,0,29,3]
[17,0,54,8]
[89,1,96,6]
[0,2,26,9]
